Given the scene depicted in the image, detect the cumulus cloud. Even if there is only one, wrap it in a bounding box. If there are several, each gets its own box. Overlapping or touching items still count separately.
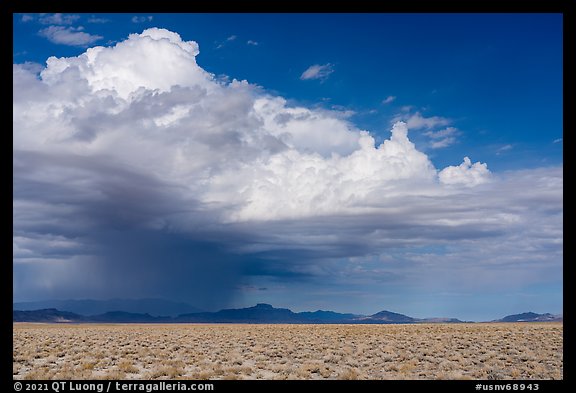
[439,157,491,186]
[247,40,259,46]
[17,61,43,75]
[13,28,562,310]
[38,26,103,47]
[300,63,334,81]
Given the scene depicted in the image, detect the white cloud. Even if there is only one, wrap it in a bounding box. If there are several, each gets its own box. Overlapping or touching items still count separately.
[382,96,396,104]
[425,126,459,149]
[430,138,456,149]
[39,13,80,25]
[424,127,458,140]
[553,138,562,144]
[216,35,238,49]
[220,121,438,221]
[496,144,513,155]
[404,111,451,130]
[38,26,103,47]
[300,63,334,81]
[247,40,259,46]
[21,14,34,22]
[131,16,154,23]
[40,28,206,99]
[439,157,491,187]
[394,110,459,148]
[87,16,110,24]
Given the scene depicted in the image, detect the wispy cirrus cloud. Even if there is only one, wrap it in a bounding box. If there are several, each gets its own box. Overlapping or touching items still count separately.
[131,16,154,23]
[496,144,514,155]
[21,13,81,25]
[39,13,80,25]
[216,35,238,49]
[87,16,110,24]
[425,126,460,149]
[300,63,334,81]
[404,111,451,130]
[382,96,396,104]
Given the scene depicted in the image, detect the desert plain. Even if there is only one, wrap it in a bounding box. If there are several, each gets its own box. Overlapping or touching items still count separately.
[13,322,562,380]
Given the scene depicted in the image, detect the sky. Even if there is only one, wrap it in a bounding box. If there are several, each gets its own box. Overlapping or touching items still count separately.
[12,13,563,321]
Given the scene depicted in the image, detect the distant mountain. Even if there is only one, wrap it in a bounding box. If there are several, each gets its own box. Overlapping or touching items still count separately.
[13,298,203,317]
[13,309,168,323]
[298,310,359,323]
[86,311,169,323]
[497,312,563,323]
[417,317,465,323]
[177,303,298,323]
[353,310,416,324]
[13,309,84,323]
[13,304,412,324]
[177,304,360,324]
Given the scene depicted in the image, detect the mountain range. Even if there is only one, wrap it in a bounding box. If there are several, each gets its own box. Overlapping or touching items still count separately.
[12,303,448,324]
[12,300,562,324]
[494,312,563,323]
[13,298,203,317]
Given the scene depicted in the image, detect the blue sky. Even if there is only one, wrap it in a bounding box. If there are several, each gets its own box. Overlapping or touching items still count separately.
[13,13,563,320]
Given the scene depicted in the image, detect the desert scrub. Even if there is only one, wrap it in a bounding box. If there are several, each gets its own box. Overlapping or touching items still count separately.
[13,322,562,380]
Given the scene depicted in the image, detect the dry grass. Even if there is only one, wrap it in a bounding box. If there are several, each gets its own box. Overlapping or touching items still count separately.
[13,322,562,380]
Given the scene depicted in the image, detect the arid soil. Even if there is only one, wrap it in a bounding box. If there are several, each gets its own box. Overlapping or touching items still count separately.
[13,322,563,380]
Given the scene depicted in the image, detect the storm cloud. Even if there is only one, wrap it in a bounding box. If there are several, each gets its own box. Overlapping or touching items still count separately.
[13,28,562,314]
